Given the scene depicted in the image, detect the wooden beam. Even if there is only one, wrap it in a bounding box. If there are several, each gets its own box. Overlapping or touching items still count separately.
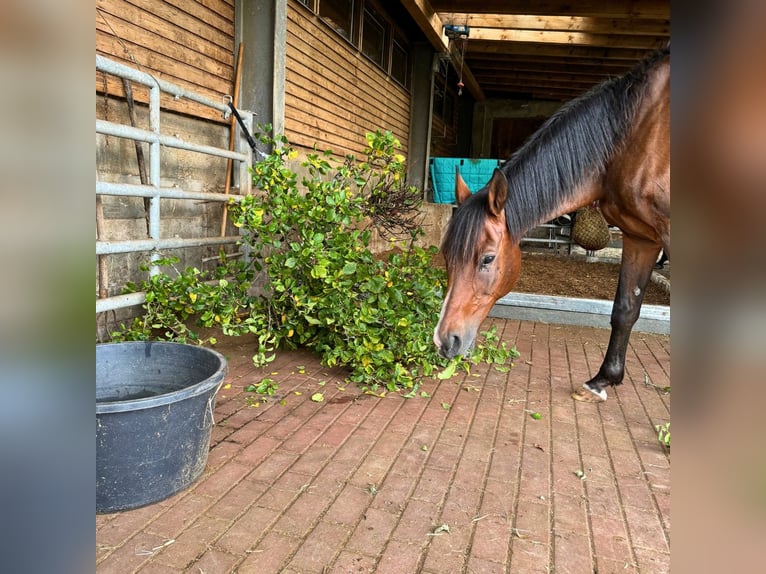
[467,28,665,49]
[430,1,670,19]
[464,41,655,61]
[436,14,670,36]
[398,0,449,52]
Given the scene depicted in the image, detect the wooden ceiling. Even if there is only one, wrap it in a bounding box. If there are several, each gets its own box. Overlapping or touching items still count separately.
[402,0,670,102]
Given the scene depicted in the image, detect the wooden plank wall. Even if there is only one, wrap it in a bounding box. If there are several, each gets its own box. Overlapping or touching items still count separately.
[96,0,235,123]
[285,2,411,158]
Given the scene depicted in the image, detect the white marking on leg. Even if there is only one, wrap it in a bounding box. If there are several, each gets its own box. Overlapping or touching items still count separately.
[633,286,641,297]
[582,383,607,401]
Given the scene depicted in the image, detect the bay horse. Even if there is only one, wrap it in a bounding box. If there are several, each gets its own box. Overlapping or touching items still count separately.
[434,47,670,403]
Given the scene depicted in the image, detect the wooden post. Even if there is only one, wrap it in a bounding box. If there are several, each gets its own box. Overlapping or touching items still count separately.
[220,42,244,237]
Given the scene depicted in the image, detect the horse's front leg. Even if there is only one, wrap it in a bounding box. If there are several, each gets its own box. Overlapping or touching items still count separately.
[573,236,661,402]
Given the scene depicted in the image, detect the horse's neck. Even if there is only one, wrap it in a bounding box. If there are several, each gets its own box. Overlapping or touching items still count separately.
[536,176,604,225]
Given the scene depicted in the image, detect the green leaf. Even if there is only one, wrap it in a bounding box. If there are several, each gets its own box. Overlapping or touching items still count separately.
[437,361,457,380]
[311,393,324,402]
[530,412,543,420]
[341,262,357,275]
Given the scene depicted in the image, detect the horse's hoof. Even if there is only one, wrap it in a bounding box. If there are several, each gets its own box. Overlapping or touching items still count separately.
[572,385,607,403]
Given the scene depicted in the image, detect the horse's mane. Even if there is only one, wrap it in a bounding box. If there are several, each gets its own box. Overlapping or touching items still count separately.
[442,46,670,267]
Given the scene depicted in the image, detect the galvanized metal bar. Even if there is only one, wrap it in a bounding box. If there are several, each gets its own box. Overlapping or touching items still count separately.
[97,235,242,256]
[96,55,231,117]
[96,120,249,162]
[96,181,245,203]
[96,292,147,314]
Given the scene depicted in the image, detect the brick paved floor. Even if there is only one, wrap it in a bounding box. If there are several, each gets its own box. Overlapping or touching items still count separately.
[96,318,670,573]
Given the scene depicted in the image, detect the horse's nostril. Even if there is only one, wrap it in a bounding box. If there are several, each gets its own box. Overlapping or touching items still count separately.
[439,334,461,359]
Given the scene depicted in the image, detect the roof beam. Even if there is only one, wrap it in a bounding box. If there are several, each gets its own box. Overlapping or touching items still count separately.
[430,1,670,19]
[466,28,664,49]
[436,14,669,36]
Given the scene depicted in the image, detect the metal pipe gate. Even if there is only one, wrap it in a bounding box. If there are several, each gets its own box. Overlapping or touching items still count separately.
[96,55,254,314]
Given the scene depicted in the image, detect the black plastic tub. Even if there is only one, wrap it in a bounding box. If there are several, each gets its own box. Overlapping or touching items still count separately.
[96,341,227,513]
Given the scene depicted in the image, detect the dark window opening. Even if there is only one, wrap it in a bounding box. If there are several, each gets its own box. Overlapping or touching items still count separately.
[361,6,387,68]
[319,0,354,41]
[390,37,408,87]
[310,0,411,89]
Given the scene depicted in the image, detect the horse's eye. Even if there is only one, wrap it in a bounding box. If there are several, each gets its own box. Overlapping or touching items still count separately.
[481,255,496,267]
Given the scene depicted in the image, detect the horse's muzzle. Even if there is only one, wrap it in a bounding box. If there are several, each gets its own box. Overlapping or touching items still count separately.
[437,333,462,359]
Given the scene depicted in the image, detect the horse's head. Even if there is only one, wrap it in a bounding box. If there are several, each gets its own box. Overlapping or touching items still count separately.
[434,167,522,358]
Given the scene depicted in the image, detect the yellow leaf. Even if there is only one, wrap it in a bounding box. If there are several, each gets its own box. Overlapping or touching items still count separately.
[223,384,231,389]
[189,292,197,303]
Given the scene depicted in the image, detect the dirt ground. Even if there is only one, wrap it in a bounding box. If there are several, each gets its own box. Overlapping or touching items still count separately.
[515,253,670,305]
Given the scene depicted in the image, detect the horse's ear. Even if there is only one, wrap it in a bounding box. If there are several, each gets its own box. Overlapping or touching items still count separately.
[455,167,472,205]
[486,168,508,217]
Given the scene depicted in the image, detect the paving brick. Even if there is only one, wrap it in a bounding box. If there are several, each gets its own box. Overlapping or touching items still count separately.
[469,513,511,564]
[97,504,165,547]
[508,538,550,573]
[654,490,671,531]
[633,546,671,573]
[452,455,489,491]
[235,531,301,574]
[145,494,214,539]
[188,548,239,573]
[376,540,424,574]
[350,454,394,488]
[316,421,358,449]
[310,461,353,496]
[466,555,506,573]
[345,507,398,556]
[324,483,373,526]
[478,478,514,518]
[391,499,440,542]
[387,442,429,478]
[247,451,300,482]
[96,531,168,574]
[329,552,378,573]
[411,465,452,505]
[594,556,640,573]
[590,515,632,563]
[440,483,483,526]
[616,474,655,511]
[333,433,375,464]
[134,561,183,573]
[368,473,415,515]
[552,530,593,574]
[553,492,588,532]
[232,435,283,466]
[512,501,550,545]
[205,478,268,520]
[421,526,472,573]
[215,505,279,555]
[424,440,462,472]
[192,461,252,498]
[622,505,669,553]
[287,521,351,573]
[205,439,242,470]
[151,515,230,569]
[272,493,331,538]
[224,419,272,445]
